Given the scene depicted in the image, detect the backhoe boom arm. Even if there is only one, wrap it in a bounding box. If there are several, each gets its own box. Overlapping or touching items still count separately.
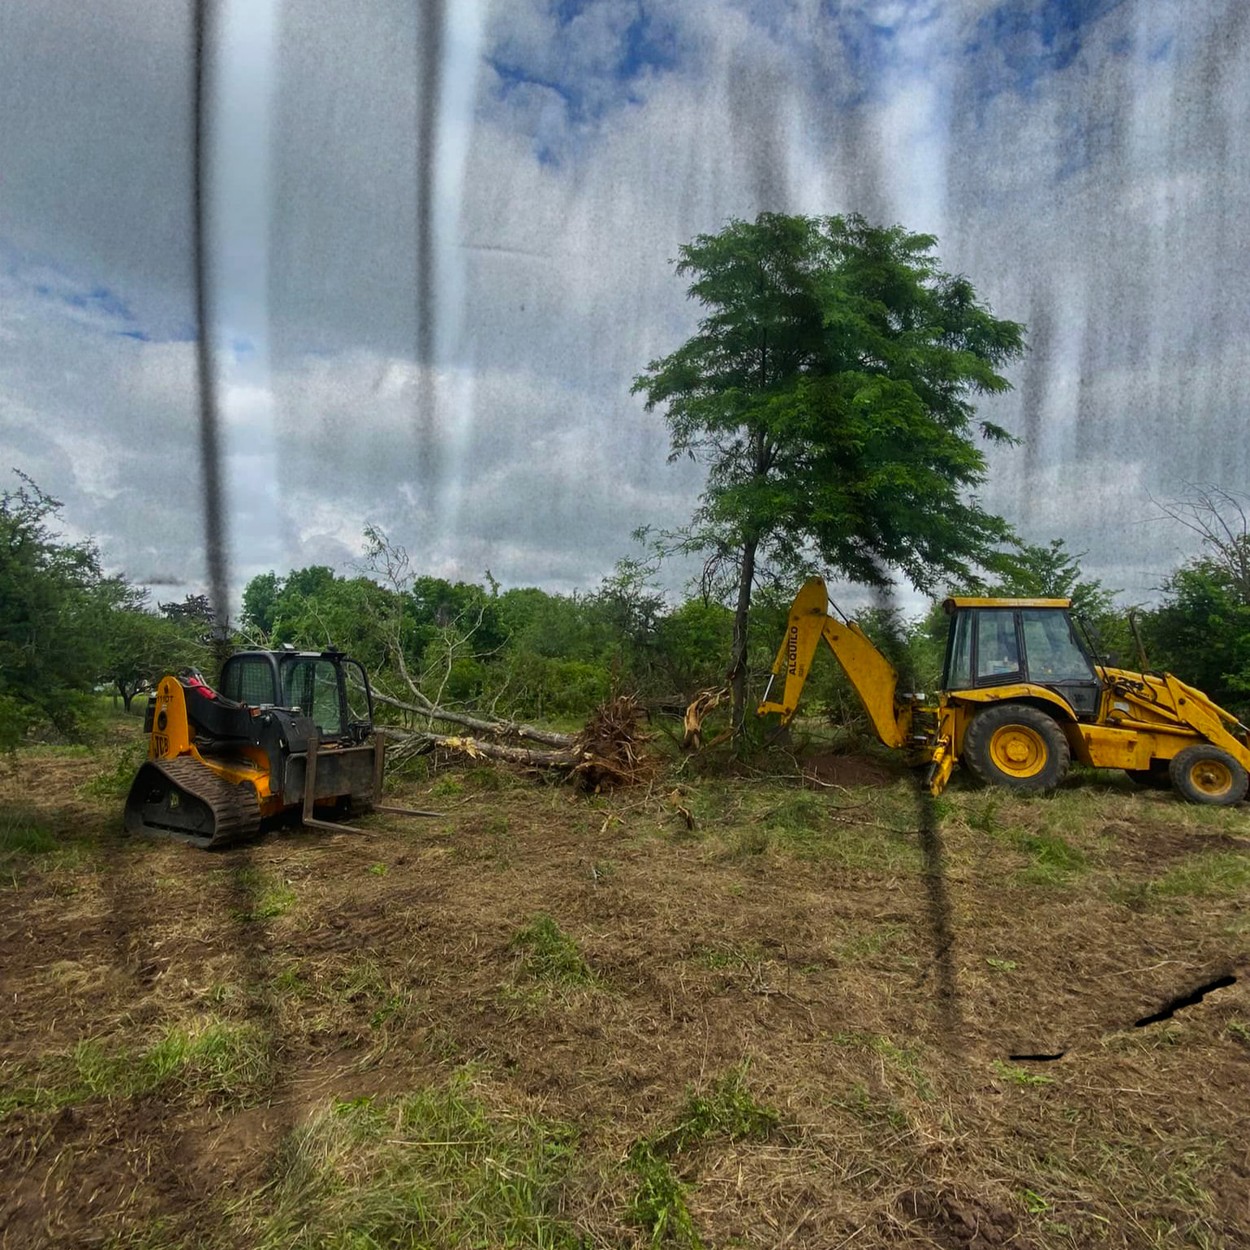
[757,578,907,749]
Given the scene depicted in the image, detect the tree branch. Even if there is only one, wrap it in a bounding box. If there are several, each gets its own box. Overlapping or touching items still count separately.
[370,688,574,747]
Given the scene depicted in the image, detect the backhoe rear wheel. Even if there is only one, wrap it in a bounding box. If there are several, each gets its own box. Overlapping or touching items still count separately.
[1169,745,1248,806]
[962,704,1070,792]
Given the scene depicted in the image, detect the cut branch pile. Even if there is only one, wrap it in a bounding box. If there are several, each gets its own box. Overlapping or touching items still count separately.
[347,543,650,787]
[378,690,650,791]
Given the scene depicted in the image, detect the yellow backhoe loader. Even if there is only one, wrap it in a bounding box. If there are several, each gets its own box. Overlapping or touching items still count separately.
[758,578,1250,804]
[125,647,430,848]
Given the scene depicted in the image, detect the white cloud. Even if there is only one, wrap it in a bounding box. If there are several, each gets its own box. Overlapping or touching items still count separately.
[2,0,1248,623]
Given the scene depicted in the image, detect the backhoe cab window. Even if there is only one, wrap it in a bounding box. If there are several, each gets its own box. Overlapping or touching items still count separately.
[945,611,973,689]
[1020,609,1096,682]
[282,658,344,738]
[975,610,1023,683]
[944,607,1097,692]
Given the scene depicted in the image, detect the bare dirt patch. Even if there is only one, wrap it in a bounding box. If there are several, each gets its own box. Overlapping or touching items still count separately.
[1099,816,1250,867]
[801,748,899,788]
[2,744,1249,1247]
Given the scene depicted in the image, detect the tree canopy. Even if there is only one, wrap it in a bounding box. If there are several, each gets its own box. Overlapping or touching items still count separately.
[0,476,107,744]
[632,212,1026,724]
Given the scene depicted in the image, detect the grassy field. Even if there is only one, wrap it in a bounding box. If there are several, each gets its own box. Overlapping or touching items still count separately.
[1,723,1248,1249]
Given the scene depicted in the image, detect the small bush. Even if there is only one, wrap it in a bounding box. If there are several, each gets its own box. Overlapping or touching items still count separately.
[82,739,148,799]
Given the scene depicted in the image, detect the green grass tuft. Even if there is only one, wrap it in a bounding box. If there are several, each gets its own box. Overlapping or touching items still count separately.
[991,1059,1055,1087]
[1013,829,1088,886]
[0,809,58,856]
[1,1018,272,1117]
[626,1144,702,1249]
[1151,852,1250,899]
[239,1072,582,1250]
[625,1066,778,1248]
[509,913,597,986]
[232,868,298,921]
[650,1066,780,1158]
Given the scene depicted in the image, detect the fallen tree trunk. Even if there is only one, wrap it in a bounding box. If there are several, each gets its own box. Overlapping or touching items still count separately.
[416,732,579,768]
[371,689,574,748]
[379,694,651,791]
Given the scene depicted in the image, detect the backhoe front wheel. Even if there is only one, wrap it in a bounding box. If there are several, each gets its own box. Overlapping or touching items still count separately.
[962,704,1071,792]
[1169,745,1248,806]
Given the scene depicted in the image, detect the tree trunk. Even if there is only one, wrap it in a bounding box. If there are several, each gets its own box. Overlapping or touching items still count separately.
[370,688,574,747]
[729,533,758,733]
[418,731,579,768]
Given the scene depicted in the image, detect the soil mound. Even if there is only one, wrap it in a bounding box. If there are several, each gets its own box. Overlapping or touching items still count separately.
[802,749,897,788]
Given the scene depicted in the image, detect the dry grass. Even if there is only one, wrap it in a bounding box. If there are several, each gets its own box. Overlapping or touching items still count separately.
[0,740,1248,1248]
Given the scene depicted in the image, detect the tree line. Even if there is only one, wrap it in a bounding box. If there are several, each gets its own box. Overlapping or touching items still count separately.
[3,467,1246,748]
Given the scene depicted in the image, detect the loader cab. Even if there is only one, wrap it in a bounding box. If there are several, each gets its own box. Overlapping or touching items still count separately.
[219,649,374,743]
[942,598,1101,718]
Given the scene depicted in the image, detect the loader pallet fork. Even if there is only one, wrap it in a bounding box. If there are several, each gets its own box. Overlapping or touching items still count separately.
[298,731,440,834]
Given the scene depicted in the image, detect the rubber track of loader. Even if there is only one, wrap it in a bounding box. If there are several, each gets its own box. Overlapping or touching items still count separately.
[129,756,262,849]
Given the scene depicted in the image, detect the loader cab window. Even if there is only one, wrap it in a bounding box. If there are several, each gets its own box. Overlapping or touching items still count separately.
[220,655,278,706]
[974,610,1023,685]
[281,657,345,738]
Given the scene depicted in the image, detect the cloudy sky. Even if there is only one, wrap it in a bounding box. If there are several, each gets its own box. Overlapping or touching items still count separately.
[1,0,1246,615]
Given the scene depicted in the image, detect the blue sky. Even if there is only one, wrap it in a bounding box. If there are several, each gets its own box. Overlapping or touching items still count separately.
[0,0,1245,614]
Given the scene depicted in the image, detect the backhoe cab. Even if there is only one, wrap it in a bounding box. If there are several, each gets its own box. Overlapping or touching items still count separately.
[758,578,1250,805]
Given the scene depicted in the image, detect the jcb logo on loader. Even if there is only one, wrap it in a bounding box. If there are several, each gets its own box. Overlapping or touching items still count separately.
[153,733,169,756]
[786,626,799,675]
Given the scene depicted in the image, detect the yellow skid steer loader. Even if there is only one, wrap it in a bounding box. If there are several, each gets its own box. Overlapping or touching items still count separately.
[125,647,431,848]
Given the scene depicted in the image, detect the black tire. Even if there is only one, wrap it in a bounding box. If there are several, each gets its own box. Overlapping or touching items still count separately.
[1125,763,1171,790]
[1168,745,1249,806]
[962,704,1071,792]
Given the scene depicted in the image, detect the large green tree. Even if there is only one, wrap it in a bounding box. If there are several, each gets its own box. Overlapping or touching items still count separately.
[0,475,112,744]
[1142,560,1250,714]
[1138,490,1250,714]
[99,602,203,712]
[632,213,1026,726]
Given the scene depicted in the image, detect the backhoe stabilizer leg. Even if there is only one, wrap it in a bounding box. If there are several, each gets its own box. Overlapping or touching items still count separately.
[925,737,955,797]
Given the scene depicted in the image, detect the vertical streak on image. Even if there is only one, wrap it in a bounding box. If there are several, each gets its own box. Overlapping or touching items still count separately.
[432,2,484,545]
[192,0,277,1054]
[870,577,965,1053]
[192,0,229,631]
[414,0,445,497]
[415,0,485,553]
[213,0,282,598]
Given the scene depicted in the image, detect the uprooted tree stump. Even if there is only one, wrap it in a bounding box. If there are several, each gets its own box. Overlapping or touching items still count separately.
[682,687,730,750]
[570,694,650,791]
[378,692,651,792]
